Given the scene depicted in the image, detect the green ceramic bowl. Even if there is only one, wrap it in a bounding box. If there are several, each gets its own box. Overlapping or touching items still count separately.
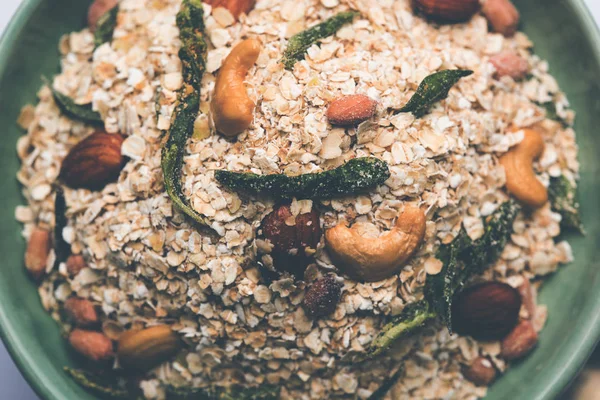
[0,0,599,399]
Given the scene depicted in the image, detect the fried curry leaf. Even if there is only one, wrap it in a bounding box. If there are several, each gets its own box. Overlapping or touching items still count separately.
[50,86,103,125]
[368,366,405,400]
[94,4,119,48]
[366,300,436,359]
[166,384,280,400]
[352,201,520,363]
[537,101,571,126]
[396,69,473,118]
[282,11,358,70]
[161,0,212,228]
[425,200,521,331]
[54,187,70,269]
[215,157,390,200]
[64,368,129,399]
[549,175,584,233]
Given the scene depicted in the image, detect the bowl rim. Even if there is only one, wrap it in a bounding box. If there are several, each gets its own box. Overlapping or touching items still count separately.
[1,0,600,399]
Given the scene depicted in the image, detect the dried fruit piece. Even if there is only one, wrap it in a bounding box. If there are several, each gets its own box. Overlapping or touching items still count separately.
[216,157,390,200]
[303,276,342,318]
[326,94,377,126]
[326,206,426,282]
[463,357,497,386]
[482,0,520,37]
[490,50,529,80]
[69,329,114,362]
[282,11,358,70]
[64,297,99,328]
[262,204,322,276]
[204,0,256,20]
[25,228,51,281]
[117,325,181,371]
[66,255,87,276]
[501,320,538,360]
[395,69,473,118]
[59,131,125,191]
[452,282,521,340]
[412,0,480,23]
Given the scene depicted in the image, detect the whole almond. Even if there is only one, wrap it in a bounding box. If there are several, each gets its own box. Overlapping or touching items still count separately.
[482,0,520,37]
[204,0,256,19]
[69,329,114,361]
[452,281,521,340]
[412,0,480,23]
[24,228,51,281]
[60,131,125,190]
[66,254,87,276]
[490,50,529,80]
[117,325,181,371]
[501,320,538,360]
[327,95,377,126]
[64,297,99,328]
[463,356,497,386]
[88,0,118,32]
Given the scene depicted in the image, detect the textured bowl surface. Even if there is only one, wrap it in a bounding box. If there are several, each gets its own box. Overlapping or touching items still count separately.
[0,0,599,399]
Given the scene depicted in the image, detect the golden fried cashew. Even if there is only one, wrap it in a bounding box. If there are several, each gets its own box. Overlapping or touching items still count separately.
[499,128,548,208]
[325,206,427,282]
[211,38,261,138]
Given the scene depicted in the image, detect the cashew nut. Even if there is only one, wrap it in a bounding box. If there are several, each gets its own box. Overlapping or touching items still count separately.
[325,206,426,282]
[499,128,548,208]
[211,38,261,138]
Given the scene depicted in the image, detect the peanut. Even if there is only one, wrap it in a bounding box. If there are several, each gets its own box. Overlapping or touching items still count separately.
[24,228,51,281]
[325,206,426,282]
[490,50,529,80]
[516,276,537,320]
[463,356,497,386]
[88,0,118,32]
[499,128,548,208]
[211,38,261,138]
[501,320,538,360]
[205,0,256,20]
[69,329,114,361]
[482,0,520,37]
[117,325,181,371]
[64,297,99,328]
[327,95,377,126]
[66,254,87,276]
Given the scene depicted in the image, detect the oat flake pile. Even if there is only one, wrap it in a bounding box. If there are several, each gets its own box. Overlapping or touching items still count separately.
[15,0,582,398]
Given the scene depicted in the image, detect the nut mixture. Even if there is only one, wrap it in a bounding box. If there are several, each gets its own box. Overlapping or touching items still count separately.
[15,0,579,399]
